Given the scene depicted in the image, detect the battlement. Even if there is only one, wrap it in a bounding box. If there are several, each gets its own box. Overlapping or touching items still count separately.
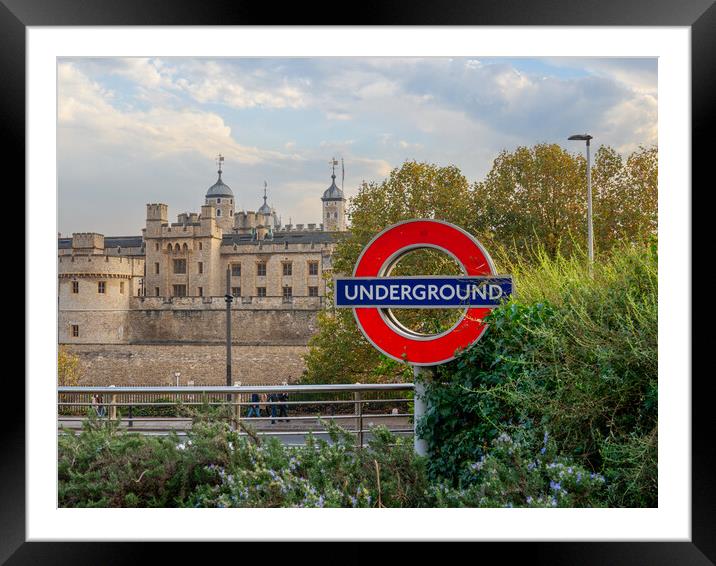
[146,203,168,221]
[59,253,144,277]
[72,232,105,252]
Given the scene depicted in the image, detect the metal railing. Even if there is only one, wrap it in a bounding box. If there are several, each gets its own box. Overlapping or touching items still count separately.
[58,384,415,446]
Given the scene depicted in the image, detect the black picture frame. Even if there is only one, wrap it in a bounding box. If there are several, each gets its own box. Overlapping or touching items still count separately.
[7,0,710,561]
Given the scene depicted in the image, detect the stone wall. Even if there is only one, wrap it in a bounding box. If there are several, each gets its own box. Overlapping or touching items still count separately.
[65,344,309,386]
[127,303,318,344]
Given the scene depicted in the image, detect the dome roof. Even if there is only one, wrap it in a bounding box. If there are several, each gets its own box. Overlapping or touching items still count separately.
[258,200,272,214]
[258,182,272,214]
[205,171,234,198]
[322,174,344,201]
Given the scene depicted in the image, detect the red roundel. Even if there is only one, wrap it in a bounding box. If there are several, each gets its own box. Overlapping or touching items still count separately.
[352,219,496,366]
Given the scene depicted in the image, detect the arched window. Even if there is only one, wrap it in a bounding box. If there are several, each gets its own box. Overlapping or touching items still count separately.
[167,243,173,252]
[182,243,188,252]
[174,243,181,253]
[217,209,221,217]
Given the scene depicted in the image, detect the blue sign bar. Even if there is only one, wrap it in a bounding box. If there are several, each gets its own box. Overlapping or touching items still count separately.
[335,276,513,308]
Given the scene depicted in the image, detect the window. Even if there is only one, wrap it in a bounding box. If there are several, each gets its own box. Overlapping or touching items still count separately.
[155,262,160,274]
[198,262,203,274]
[173,259,186,274]
[217,198,221,204]
[172,285,187,297]
[282,262,293,276]
[256,287,266,297]
[120,281,125,294]
[308,261,319,276]
[98,281,106,294]
[72,281,79,294]
[198,242,203,251]
[282,286,293,299]
[232,287,241,297]
[217,209,221,217]
[71,324,79,337]
[257,262,267,276]
[155,243,159,251]
[308,286,319,297]
[155,287,160,297]
[231,264,241,277]
[197,287,203,297]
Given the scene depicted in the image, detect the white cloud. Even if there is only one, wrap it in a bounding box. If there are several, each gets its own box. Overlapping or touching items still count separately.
[58,62,295,165]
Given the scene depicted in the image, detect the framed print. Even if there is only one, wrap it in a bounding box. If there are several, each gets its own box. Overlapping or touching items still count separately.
[7,0,711,561]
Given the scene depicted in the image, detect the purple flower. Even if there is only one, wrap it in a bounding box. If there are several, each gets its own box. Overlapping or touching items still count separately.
[550,480,561,492]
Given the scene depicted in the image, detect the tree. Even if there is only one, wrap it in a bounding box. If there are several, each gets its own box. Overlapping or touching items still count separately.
[474,143,658,258]
[304,146,658,384]
[592,145,657,251]
[474,144,587,258]
[58,346,83,386]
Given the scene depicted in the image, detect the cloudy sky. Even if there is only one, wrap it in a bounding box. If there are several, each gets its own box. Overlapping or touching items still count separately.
[58,57,657,236]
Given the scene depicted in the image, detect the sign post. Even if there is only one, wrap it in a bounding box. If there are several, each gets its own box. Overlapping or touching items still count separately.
[336,219,513,455]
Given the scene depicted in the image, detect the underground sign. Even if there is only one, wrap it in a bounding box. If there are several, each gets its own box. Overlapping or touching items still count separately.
[335,219,513,366]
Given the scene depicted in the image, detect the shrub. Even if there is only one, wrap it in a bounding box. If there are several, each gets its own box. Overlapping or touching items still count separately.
[419,243,657,507]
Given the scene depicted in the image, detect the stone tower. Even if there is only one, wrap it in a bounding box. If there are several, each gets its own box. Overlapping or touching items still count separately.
[205,154,234,233]
[321,160,346,232]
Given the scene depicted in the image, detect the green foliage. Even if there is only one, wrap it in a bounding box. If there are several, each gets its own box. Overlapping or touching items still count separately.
[422,429,607,507]
[58,416,431,508]
[474,144,657,257]
[418,243,658,507]
[59,415,610,508]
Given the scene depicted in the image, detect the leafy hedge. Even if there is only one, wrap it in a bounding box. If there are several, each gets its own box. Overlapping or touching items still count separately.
[418,242,657,507]
[59,416,606,508]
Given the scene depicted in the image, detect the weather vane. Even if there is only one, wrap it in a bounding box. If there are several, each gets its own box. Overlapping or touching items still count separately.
[330,157,338,176]
[216,153,224,173]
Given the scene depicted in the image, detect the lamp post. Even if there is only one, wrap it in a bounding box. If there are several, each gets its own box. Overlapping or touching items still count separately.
[225,266,233,388]
[174,371,181,387]
[568,133,594,271]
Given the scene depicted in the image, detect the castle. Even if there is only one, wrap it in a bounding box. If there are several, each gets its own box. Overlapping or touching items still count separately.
[58,157,348,385]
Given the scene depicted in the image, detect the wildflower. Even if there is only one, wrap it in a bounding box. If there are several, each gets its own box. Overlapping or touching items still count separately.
[550,481,561,492]
[497,432,511,444]
[526,496,533,504]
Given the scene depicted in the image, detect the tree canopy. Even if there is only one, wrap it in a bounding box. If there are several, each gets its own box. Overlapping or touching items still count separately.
[303,144,657,384]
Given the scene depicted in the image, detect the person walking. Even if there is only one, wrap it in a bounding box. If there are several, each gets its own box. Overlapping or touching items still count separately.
[278,381,289,422]
[247,392,261,418]
[92,394,106,418]
[267,392,278,424]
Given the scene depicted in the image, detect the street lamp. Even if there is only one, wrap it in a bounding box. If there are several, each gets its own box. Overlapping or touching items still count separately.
[568,134,594,271]
[174,371,181,387]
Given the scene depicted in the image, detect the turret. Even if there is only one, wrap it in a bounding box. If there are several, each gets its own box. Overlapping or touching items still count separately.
[204,154,234,233]
[321,158,346,232]
[145,203,168,238]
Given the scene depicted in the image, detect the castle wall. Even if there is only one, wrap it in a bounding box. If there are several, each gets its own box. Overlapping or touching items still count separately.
[126,297,319,344]
[64,344,309,386]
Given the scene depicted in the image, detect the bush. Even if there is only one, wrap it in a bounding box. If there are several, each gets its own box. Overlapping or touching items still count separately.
[59,416,430,508]
[418,242,657,507]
